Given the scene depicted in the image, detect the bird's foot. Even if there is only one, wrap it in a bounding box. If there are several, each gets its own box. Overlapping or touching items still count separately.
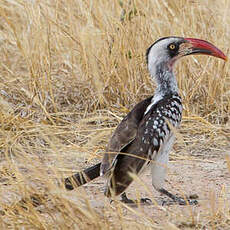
[120,193,152,205]
[161,194,198,206]
[167,197,197,206]
[159,188,198,206]
[140,197,152,204]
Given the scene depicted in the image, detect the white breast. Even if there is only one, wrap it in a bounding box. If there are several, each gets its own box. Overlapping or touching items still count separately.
[151,133,175,190]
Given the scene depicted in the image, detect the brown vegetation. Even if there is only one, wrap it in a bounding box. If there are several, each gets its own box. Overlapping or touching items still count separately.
[0,0,229,229]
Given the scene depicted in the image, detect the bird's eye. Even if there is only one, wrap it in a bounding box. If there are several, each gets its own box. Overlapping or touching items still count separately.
[169,44,176,50]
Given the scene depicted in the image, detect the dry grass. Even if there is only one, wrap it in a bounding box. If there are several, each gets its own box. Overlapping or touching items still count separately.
[0,0,230,229]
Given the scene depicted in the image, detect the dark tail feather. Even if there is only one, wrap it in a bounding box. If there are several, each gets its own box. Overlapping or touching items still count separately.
[64,163,101,190]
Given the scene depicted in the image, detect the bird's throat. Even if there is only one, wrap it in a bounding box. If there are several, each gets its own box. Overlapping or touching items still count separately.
[153,62,179,98]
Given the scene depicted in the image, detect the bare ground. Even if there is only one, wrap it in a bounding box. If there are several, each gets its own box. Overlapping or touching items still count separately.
[63,149,230,229]
[0,134,229,229]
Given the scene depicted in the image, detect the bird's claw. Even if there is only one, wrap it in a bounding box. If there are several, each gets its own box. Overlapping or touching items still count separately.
[121,197,152,206]
[140,197,152,204]
[120,193,152,205]
[174,197,198,205]
[161,196,198,206]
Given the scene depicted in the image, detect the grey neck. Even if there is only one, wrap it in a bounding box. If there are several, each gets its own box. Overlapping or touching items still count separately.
[144,62,180,115]
[151,62,179,98]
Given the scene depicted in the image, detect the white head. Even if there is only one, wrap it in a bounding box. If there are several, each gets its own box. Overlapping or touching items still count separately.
[146,36,227,78]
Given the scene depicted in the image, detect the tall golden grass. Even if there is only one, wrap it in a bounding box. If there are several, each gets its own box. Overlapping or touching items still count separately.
[0,0,229,229]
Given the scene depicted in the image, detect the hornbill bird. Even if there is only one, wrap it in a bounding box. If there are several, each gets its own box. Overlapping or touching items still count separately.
[64,37,227,205]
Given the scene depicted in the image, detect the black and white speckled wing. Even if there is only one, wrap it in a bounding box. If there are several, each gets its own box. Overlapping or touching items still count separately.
[105,93,182,197]
[141,94,182,159]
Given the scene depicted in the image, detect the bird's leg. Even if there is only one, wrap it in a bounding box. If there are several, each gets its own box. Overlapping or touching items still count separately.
[120,192,152,205]
[159,188,198,205]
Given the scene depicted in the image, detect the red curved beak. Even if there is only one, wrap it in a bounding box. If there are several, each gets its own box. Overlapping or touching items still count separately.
[184,38,228,61]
